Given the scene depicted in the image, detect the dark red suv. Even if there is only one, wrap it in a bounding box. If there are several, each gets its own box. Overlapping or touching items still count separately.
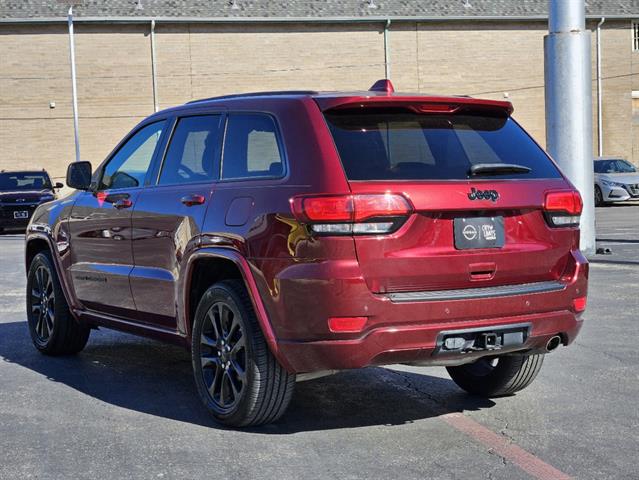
[25,80,588,427]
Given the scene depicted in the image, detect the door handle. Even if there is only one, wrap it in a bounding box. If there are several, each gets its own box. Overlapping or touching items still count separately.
[181,194,206,207]
[112,198,133,210]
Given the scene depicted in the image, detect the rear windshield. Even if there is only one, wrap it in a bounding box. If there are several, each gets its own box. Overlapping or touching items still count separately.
[324,109,561,180]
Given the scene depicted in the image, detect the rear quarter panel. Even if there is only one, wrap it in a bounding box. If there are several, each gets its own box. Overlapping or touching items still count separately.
[199,97,355,339]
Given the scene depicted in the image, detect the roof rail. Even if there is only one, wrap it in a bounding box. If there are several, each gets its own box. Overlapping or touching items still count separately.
[187,90,318,104]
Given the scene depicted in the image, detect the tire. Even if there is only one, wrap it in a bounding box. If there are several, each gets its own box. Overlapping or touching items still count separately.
[191,280,295,427]
[26,251,90,355]
[446,353,544,397]
[594,185,605,207]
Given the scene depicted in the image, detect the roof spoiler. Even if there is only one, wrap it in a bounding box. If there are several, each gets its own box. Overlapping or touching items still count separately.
[314,79,514,114]
[318,97,514,115]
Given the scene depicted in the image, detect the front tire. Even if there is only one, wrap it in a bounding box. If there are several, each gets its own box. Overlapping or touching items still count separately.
[191,280,295,427]
[26,251,90,355]
[446,353,544,397]
[594,185,605,207]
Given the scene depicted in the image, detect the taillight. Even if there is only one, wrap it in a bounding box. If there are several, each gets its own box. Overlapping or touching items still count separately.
[290,193,412,235]
[544,190,582,228]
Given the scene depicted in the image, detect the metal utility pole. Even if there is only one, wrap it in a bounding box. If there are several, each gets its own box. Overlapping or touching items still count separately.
[544,0,595,255]
[150,20,159,112]
[383,19,391,80]
[596,17,605,157]
[67,6,81,162]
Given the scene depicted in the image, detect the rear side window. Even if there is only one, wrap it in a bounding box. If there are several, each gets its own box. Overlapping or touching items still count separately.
[221,114,285,180]
[324,110,561,180]
[159,115,222,185]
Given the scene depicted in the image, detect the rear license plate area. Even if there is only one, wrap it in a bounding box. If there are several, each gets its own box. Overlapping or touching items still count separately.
[454,216,504,250]
[13,211,29,219]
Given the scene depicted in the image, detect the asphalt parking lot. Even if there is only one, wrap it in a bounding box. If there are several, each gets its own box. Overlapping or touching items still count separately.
[1,206,637,480]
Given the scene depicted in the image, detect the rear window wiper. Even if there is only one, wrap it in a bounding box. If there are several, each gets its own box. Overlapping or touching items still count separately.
[469,163,532,176]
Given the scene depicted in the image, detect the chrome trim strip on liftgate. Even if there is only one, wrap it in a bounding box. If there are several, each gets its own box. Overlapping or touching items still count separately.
[388,281,566,303]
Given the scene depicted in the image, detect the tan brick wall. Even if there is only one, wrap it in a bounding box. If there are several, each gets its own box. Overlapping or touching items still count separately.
[155,23,386,107]
[0,20,637,184]
[598,21,636,163]
[0,24,151,182]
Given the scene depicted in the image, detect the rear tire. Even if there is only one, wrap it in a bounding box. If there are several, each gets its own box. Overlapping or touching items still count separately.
[446,353,544,397]
[26,251,90,355]
[191,280,295,427]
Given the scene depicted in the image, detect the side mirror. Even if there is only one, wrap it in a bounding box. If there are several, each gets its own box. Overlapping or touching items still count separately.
[66,161,92,191]
[54,182,64,189]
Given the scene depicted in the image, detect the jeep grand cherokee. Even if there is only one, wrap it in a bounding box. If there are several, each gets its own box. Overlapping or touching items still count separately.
[24,80,587,427]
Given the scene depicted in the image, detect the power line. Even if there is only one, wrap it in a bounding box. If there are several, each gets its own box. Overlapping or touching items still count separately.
[470,72,638,96]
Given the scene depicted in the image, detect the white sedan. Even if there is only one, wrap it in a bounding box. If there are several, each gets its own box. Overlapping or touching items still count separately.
[594,158,639,206]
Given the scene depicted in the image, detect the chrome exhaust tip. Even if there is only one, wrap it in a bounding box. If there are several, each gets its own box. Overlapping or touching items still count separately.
[546,335,562,352]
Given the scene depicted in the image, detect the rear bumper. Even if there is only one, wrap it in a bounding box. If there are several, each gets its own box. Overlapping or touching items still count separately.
[278,311,583,372]
[262,249,588,374]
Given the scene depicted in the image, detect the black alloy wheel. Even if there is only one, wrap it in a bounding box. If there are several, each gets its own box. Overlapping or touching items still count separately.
[30,264,55,344]
[199,300,247,413]
[26,251,90,355]
[191,280,295,427]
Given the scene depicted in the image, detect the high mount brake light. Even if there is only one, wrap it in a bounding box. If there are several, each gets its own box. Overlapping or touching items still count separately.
[290,193,412,235]
[544,190,582,228]
[417,103,460,113]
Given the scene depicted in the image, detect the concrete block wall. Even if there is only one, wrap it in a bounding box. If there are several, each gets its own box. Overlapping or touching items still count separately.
[0,20,636,184]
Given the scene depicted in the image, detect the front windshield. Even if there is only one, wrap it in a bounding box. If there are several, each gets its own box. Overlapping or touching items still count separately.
[0,172,52,191]
[595,159,637,174]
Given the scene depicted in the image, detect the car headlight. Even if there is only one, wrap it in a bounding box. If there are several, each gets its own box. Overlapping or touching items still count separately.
[601,179,624,187]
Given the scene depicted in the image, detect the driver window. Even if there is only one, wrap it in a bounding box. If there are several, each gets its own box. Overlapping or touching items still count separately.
[99,121,165,190]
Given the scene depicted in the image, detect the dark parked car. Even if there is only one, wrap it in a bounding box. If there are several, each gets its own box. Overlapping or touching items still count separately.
[0,170,62,233]
[24,80,588,427]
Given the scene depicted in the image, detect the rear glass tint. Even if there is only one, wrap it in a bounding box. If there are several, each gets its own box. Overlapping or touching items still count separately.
[324,110,561,180]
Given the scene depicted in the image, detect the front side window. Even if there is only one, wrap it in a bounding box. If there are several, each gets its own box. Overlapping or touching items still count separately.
[159,115,222,185]
[221,114,284,180]
[100,121,165,190]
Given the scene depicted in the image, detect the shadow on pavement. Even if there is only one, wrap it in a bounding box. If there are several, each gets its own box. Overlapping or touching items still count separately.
[588,259,639,266]
[596,202,639,208]
[0,320,494,433]
[595,238,639,244]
